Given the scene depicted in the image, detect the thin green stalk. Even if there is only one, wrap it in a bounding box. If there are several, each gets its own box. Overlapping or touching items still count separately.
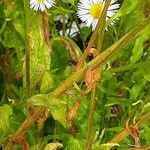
[74,14,86,49]
[24,0,30,98]
[76,0,111,70]
[62,14,66,36]
[84,85,96,150]
[106,61,148,73]
[96,0,111,52]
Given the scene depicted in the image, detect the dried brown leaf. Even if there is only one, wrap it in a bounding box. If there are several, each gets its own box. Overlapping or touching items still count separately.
[66,100,80,128]
[66,96,80,137]
[126,120,141,148]
[83,48,100,95]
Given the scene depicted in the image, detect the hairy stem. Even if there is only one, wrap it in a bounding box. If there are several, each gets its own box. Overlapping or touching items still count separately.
[84,85,96,150]
[96,0,111,52]
[24,0,30,98]
[110,113,150,143]
[4,108,45,150]
[36,12,51,144]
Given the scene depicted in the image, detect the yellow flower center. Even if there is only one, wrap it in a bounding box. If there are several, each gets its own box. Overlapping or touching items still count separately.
[90,3,103,19]
[37,0,44,2]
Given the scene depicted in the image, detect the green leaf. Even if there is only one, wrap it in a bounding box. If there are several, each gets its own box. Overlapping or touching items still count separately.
[44,142,63,150]
[40,71,54,93]
[1,22,24,65]
[53,6,74,14]
[66,137,83,150]
[117,0,139,16]
[106,98,132,107]
[130,84,142,99]
[130,35,149,64]
[27,94,66,110]
[81,27,92,42]
[93,143,119,150]
[51,39,70,74]
[62,0,75,6]
[106,0,140,26]
[121,10,145,33]
[22,12,51,90]
[1,1,25,69]
[51,106,67,128]
[0,104,13,132]
[27,94,67,127]
[143,124,150,143]
[61,36,82,58]
[143,61,150,82]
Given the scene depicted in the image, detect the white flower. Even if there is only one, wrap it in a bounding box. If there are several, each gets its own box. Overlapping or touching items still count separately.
[77,0,119,30]
[30,0,55,12]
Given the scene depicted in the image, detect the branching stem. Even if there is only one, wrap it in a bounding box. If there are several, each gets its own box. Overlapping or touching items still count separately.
[84,85,96,150]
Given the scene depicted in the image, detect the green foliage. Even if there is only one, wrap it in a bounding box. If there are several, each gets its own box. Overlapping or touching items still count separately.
[44,142,63,150]
[143,61,150,82]
[117,0,139,16]
[0,104,12,132]
[27,94,66,109]
[0,104,13,143]
[93,143,119,150]
[0,0,150,149]
[130,35,148,64]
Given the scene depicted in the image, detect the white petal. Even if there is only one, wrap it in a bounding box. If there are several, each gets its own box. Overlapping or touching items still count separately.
[35,3,39,11]
[109,4,120,10]
[30,0,36,5]
[40,3,45,11]
[107,10,115,17]
[44,1,52,8]
[29,0,55,11]
[77,0,119,29]
[92,19,98,30]
[110,0,117,5]
[30,3,36,9]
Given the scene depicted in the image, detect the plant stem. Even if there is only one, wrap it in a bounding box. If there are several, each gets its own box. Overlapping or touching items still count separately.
[96,0,110,52]
[74,13,86,49]
[62,14,66,36]
[84,85,96,150]
[24,0,30,98]
[110,113,150,144]
[4,108,45,150]
[76,0,111,70]
[106,61,149,73]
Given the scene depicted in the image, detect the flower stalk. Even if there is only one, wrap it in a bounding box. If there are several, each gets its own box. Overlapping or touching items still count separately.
[76,0,112,70]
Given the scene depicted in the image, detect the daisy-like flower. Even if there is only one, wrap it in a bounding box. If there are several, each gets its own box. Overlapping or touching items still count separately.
[77,0,119,30]
[30,0,55,12]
